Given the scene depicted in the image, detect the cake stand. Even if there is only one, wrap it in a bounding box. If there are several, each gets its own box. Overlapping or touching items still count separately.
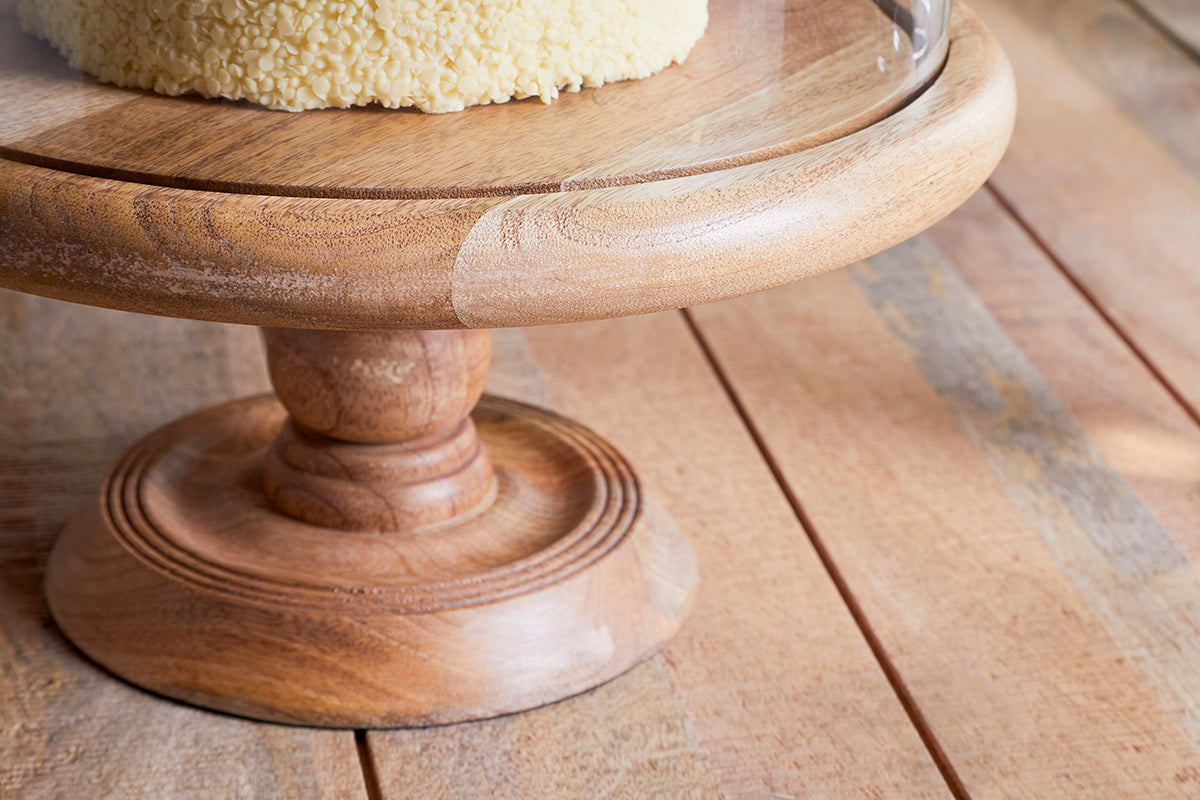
[0,0,1014,726]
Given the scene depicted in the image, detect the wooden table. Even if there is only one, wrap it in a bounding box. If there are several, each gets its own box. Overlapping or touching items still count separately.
[3,0,1200,797]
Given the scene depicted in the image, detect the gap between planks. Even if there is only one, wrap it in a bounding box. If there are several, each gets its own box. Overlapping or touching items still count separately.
[310,5,1193,793]
[355,730,384,800]
[1120,0,1200,66]
[982,182,1200,437]
[678,307,971,800]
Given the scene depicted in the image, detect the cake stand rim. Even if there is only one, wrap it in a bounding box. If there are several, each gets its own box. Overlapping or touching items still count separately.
[0,4,1015,331]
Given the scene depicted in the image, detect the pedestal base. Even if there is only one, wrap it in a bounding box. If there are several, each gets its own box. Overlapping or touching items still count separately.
[45,394,696,727]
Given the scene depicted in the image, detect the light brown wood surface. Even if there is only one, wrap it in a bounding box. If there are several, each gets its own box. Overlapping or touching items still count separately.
[0,5,1013,329]
[7,0,1200,789]
[1,0,1014,751]
[690,189,1200,797]
[0,294,364,798]
[668,0,1200,789]
[261,328,496,530]
[988,0,1200,179]
[45,330,696,725]
[2,0,1015,732]
[365,318,952,800]
[19,0,1200,795]
[973,0,1200,417]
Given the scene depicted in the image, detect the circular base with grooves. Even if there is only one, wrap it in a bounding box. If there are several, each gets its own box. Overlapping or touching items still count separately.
[45,394,698,728]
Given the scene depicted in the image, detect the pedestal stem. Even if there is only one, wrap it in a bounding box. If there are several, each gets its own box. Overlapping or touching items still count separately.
[261,328,495,531]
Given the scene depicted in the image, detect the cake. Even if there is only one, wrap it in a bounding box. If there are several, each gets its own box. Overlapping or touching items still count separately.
[18,0,708,113]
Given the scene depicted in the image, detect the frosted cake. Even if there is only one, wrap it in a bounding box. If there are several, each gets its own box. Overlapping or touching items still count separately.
[18,0,708,112]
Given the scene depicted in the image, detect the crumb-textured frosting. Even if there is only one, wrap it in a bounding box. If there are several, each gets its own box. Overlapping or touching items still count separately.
[18,0,708,112]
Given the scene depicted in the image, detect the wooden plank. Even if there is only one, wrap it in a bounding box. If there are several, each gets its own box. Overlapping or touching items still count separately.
[982,0,1200,181]
[371,656,720,800]
[929,191,1200,736]
[366,322,954,799]
[1132,0,1200,56]
[0,291,364,799]
[968,0,1200,413]
[690,188,1200,795]
[929,191,1200,566]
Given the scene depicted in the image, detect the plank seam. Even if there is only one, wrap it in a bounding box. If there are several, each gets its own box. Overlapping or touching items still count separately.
[679,307,972,800]
[355,730,385,800]
[1118,0,1200,67]
[984,182,1200,431]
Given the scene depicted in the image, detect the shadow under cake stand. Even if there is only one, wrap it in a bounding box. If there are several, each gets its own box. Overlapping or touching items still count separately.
[0,1,1014,726]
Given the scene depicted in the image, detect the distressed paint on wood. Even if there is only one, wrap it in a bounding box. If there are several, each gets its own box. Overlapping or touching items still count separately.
[690,248,1200,796]
[927,189,1200,565]
[854,236,1200,747]
[971,0,1200,414]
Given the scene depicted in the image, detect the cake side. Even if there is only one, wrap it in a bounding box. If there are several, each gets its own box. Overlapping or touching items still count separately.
[17,0,708,113]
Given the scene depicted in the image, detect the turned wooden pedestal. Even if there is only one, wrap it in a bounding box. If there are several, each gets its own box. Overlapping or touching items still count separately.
[0,0,1013,727]
[46,328,695,726]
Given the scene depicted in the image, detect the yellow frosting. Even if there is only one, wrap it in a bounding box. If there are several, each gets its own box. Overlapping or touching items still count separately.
[19,0,708,112]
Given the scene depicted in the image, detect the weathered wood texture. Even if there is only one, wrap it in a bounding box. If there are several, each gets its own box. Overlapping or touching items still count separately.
[11,0,1200,796]
[972,0,1200,416]
[0,292,364,798]
[368,320,952,800]
[987,0,1200,179]
[1,307,952,797]
[0,6,1013,329]
[689,187,1200,795]
[0,0,1013,737]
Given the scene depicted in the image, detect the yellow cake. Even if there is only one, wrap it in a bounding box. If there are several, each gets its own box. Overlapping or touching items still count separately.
[18,0,708,112]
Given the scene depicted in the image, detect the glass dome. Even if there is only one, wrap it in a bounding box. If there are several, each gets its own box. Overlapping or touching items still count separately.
[870,0,954,96]
[1,0,955,198]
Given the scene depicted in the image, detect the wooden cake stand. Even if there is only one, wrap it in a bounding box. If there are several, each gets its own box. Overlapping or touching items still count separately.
[0,1,1014,726]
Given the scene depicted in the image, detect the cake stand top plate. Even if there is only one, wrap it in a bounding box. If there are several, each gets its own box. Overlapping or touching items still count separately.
[0,1,1014,330]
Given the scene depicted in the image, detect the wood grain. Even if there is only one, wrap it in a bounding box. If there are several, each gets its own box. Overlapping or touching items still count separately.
[932,190,1200,756]
[370,657,723,800]
[262,328,496,530]
[970,0,1200,414]
[984,0,1200,182]
[2,0,924,197]
[689,189,1200,796]
[369,312,953,799]
[1,0,1014,782]
[0,6,1013,330]
[366,330,727,799]
[0,13,131,143]
[7,0,1200,792]
[44,388,697,727]
[0,291,363,799]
